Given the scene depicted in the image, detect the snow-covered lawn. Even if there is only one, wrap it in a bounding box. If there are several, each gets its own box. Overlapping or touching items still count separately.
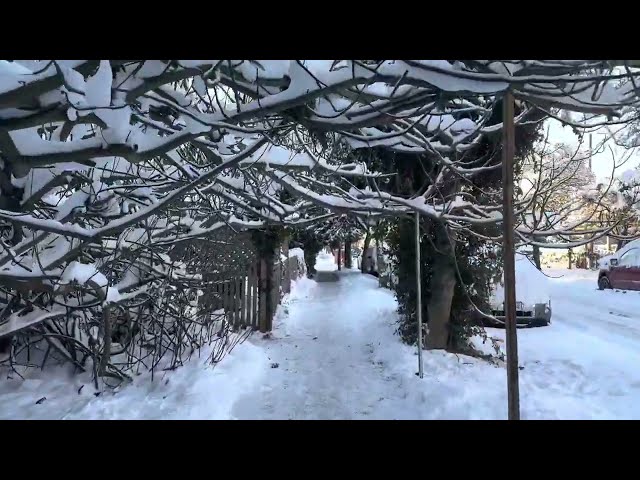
[2,259,640,419]
[0,336,268,420]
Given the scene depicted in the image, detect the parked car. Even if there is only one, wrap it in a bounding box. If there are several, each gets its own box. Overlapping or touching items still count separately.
[598,245,640,290]
[484,255,552,327]
[597,238,640,271]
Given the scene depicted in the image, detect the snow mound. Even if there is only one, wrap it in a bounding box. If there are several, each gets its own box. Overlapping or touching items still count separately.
[289,247,305,261]
[0,334,269,420]
[492,255,550,305]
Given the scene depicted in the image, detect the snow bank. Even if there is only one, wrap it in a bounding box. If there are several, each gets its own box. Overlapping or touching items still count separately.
[60,261,120,304]
[492,255,550,305]
[0,338,269,419]
[289,247,305,262]
[0,268,317,420]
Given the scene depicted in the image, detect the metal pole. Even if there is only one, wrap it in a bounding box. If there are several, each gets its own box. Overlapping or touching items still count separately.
[501,90,520,420]
[587,134,594,268]
[415,211,424,379]
[589,133,593,172]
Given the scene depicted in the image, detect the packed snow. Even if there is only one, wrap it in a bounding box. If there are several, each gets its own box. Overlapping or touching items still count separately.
[2,255,640,419]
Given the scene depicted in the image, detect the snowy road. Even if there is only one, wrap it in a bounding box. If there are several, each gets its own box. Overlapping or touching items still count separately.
[3,257,640,419]
[507,269,640,419]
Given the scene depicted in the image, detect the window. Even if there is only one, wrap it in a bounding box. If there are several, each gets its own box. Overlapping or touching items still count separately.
[619,249,639,267]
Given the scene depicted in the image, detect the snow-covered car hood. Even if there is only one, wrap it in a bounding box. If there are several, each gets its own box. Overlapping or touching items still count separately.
[490,256,551,306]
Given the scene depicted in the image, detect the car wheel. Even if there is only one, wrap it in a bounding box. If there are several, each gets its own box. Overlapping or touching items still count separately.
[598,276,611,290]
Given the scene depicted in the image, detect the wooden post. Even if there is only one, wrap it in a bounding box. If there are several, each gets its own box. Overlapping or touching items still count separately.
[276,255,282,304]
[282,238,291,294]
[252,262,259,329]
[247,263,257,328]
[501,90,520,421]
[259,259,268,333]
[268,254,276,331]
[271,257,277,309]
[222,280,230,329]
[415,211,424,379]
[235,276,242,329]
[229,278,237,329]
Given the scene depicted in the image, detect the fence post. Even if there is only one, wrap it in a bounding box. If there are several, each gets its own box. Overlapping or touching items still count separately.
[259,259,269,332]
[222,279,229,331]
[282,237,291,294]
[234,276,244,328]
[271,251,279,314]
[239,274,246,328]
[229,278,237,329]
[250,262,258,329]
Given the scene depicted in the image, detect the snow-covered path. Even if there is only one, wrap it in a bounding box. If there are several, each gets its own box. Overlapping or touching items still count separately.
[232,267,402,419]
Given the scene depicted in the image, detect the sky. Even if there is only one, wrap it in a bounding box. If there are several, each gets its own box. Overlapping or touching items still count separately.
[544,118,639,182]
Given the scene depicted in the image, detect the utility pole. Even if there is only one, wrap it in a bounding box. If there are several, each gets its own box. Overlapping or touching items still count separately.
[587,134,594,268]
[589,133,593,172]
[415,211,424,379]
[501,90,520,420]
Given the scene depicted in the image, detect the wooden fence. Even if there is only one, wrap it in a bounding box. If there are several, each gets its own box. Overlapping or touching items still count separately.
[200,242,305,333]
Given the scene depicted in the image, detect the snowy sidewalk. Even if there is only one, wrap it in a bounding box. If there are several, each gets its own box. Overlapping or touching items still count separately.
[232,262,640,420]
[4,256,640,419]
[232,270,403,419]
[231,253,506,420]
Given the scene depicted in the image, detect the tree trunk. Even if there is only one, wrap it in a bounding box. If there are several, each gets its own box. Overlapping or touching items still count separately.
[361,230,372,273]
[425,222,456,350]
[344,241,352,269]
[304,250,316,275]
[257,254,276,332]
[532,244,542,270]
[337,247,342,271]
[568,248,573,269]
[584,233,594,269]
[99,305,113,376]
[617,226,628,252]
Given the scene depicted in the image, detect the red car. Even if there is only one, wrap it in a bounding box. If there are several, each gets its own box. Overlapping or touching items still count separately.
[598,247,640,290]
